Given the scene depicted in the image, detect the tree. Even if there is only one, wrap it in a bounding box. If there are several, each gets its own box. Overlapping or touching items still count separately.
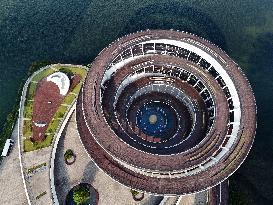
[64,149,74,160]
[72,186,90,205]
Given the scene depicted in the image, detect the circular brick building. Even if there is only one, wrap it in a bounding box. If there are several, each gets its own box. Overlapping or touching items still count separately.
[76,30,256,195]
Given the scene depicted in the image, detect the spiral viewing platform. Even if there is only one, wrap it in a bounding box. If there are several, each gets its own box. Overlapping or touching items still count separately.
[76,30,256,195]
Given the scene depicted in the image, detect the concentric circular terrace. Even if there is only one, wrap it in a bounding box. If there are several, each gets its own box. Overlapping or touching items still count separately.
[76,30,256,195]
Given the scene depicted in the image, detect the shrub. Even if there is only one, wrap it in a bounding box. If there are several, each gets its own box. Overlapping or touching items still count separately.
[59,67,74,78]
[130,189,139,196]
[27,162,47,174]
[36,191,47,200]
[58,112,65,118]
[73,186,90,205]
[64,149,74,160]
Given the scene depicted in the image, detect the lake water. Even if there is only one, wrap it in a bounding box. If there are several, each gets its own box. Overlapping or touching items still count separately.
[0,0,272,204]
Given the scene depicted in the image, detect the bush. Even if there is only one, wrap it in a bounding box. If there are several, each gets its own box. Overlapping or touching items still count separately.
[73,186,90,205]
[64,149,74,160]
[27,60,55,76]
[58,112,65,118]
[27,162,47,174]
[35,191,47,200]
[130,189,139,197]
[59,67,74,78]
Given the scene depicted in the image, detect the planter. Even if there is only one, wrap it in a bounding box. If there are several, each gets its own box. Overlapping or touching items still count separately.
[64,149,76,165]
[133,192,144,201]
[66,183,99,205]
[130,189,144,201]
[65,154,76,165]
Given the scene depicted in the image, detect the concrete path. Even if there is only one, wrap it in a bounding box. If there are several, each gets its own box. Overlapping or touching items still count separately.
[22,147,52,205]
[178,191,207,205]
[54,111,164,205]
[0,122,28,205]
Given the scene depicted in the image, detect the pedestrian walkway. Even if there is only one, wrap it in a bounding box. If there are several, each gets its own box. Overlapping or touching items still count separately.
[54,112,164,205]
[0,122,28,205]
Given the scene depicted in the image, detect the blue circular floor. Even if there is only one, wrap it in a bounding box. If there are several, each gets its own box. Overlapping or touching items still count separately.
[136,102,176,139]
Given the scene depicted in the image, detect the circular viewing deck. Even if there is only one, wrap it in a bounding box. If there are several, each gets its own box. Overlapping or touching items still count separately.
[76,30,256,195]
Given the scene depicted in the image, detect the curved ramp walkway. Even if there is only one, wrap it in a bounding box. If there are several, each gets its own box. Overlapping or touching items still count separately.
[54,111,164,205]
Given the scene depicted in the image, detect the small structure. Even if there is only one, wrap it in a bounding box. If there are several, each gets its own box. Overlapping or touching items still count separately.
[1,139,14,157]
[46,72,70,96]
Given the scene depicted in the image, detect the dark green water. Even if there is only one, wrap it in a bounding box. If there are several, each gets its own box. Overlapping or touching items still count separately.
[0,0,272,204]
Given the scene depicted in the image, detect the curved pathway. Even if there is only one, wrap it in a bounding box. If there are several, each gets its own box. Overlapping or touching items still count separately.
[0,121,28,205]
[54,111,164,205]
[17,64,87,205]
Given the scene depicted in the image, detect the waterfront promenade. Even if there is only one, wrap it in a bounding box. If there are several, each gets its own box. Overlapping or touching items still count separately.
[0,121,28,205]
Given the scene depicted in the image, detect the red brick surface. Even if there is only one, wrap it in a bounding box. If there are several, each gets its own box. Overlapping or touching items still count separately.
[32,79,64,141]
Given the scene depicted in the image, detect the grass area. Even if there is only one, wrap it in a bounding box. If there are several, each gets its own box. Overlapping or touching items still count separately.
[26,82,37,100]
[71,82,83,94]
[62,82,83,105]
[24,134,54,152]
[54,65,87,78]
[23,120,32,138]
[55,105,68,119]
[31,68,55,82]
[23,101,33,119]
[63,94,76,105]
[46,119,61,134]
[22,64,87,152]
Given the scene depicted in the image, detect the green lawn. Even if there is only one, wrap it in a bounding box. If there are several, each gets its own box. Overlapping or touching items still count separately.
[24,135,54,152]
[23,120,32,138]
[26,82,37,99]
[31,68,55,82]
[46,119,61,134]
[23,101,33,119]
[22,65,87,152]
[55,105,68,118]
[53,65,87,78]
[63,94,76,105]
[71,82,83,94]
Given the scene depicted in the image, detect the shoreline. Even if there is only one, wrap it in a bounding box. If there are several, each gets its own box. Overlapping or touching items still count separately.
[17,63,88,204]
[0,61,56,155]
[0,61,90,153]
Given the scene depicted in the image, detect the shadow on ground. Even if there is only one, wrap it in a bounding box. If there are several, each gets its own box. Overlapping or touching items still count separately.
[54,124,72,204]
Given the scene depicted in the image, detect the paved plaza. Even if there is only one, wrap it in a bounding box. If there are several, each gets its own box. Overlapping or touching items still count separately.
[54,112,164,205]
[0,122,28,205]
